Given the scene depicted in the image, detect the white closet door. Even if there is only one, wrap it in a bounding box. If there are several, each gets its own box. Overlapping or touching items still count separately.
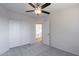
[9,20,21,48]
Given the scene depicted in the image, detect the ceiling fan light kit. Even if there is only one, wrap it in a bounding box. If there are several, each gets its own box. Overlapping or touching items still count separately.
[34,7,42,15]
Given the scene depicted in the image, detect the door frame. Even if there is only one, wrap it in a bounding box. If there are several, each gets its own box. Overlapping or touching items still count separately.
[35,23,43,43]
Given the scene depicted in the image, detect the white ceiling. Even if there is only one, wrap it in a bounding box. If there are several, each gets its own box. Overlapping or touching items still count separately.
[0,3,78,17]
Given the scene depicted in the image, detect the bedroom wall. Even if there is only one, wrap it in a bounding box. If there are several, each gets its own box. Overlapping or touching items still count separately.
[8,11,36,48]
[50,5,79,55]
[0,6,9,55]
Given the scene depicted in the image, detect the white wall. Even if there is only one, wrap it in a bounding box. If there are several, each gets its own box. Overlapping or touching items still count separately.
[8,11,36,48]
[50,5,79,55]
[42,18,50,46]
[0,6,9,55]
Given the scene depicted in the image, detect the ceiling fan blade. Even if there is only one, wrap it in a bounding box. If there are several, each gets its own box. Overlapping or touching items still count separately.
[41,3,51,9]
[42,10,50,14]
[25,10,34,12]
[28,3,35,8]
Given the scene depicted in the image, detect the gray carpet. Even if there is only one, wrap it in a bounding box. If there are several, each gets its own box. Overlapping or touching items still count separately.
[0,43,76,56]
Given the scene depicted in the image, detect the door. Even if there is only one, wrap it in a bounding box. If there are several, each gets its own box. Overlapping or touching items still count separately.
[42,19,50,46]
[9,20,21,47]
[35,24,43,43]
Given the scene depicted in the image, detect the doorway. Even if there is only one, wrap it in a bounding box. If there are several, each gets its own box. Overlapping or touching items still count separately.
[35,24,43,43]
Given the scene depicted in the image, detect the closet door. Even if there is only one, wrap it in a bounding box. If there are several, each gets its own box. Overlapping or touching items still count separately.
[9,20,21,48]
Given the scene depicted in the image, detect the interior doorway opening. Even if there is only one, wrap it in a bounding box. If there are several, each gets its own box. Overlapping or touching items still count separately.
[35,24,43,43]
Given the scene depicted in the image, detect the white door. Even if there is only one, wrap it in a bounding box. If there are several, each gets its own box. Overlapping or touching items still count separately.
[9,20,21,47]
[42,19,50,46]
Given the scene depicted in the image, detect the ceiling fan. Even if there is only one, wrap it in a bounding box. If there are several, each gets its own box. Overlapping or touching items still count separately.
[25,3,51,15]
